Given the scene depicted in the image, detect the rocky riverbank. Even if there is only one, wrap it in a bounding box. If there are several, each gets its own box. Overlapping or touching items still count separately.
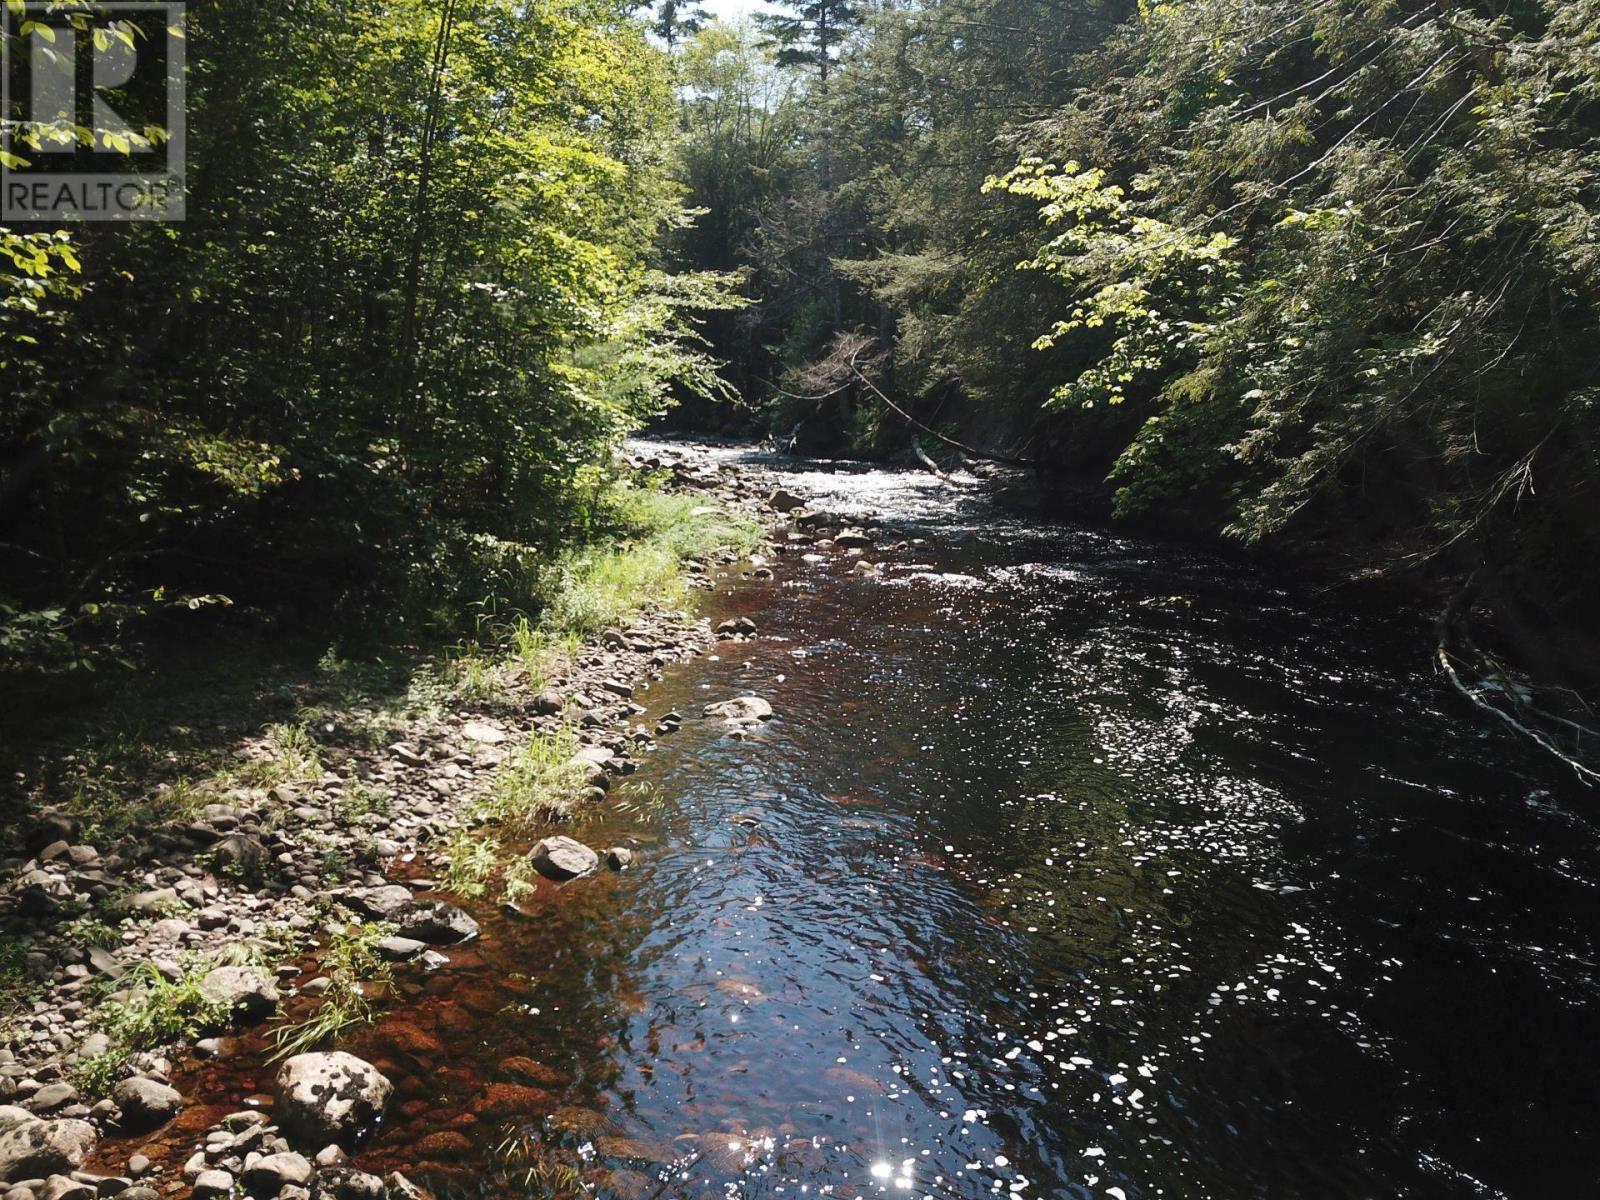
[0,442,897,1200]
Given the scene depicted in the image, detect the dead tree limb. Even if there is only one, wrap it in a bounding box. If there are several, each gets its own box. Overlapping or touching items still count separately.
[1436,583,1600,786]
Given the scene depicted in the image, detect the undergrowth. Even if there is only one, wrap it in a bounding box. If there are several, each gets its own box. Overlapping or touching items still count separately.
[73,946,269,1095]
[442,829,502,899]
[270,920,394,1061]
[474,729,591,832]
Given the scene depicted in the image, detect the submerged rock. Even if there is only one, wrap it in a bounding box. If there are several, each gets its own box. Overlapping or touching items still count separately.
[273,1053,392,1149]
[702,696,773,722]
[529,837,599,881]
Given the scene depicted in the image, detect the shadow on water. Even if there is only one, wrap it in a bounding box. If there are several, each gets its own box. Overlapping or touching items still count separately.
[152,444,1600,1200]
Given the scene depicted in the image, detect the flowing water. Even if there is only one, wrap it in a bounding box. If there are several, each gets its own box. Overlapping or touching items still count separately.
[172,446,1600,1199]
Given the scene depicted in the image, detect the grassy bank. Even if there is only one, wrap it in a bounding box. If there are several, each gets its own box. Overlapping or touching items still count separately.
[1,474,763,847]
[1,464,769,1085]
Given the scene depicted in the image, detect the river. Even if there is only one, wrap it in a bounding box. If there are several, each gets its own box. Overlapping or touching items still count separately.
[192,444,1600,1199]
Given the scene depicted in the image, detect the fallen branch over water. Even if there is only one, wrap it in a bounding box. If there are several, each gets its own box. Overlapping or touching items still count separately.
[845,341,1040,468]
[1436,584,1600,786]
[911,438,954,482]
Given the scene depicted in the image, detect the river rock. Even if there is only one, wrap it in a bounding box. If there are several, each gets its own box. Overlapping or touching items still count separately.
[28,1085,75,1114]
[110,1078,181,1132]
[0,1109,30,1135]
[192,1170,234,1200]
[127,888,181,917]
[383,1174,434,1200]
[210,833,269,876]
[37,1175,93,1200]
[0,1118,95,1183]
[373,937,425,963]
[703,696,773,721]
[242,1151,312,1195]
[569,758,610,791]
[344,885,414,920]
[273,1053,391,1149]
[391,901,478,946]
[388,743,428,768]
[460,722,507,745]
[312,1168,383,1200]
[529,837,599,881]
[200,966,280,1024]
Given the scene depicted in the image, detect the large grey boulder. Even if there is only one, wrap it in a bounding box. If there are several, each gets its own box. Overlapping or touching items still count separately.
[529,837,599,882]
[111,1078,182,1132]
[200,966,280,1024]
[0,1118,96,1184]
[273,1053,392,1149]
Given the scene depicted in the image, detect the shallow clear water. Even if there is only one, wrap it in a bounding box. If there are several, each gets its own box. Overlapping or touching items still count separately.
[175,446,1600,1199]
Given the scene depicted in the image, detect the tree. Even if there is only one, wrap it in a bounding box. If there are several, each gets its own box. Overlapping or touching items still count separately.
[652,0,708,49]
[0,0,735,666]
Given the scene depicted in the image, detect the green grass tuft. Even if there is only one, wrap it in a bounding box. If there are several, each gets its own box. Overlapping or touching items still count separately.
[441,829,501,899]
[73,952,263,1095]
[270,921,393,1061]
[474,728,591,832]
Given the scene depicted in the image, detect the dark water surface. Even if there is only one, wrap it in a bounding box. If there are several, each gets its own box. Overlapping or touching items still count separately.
[191,446,1600,1198]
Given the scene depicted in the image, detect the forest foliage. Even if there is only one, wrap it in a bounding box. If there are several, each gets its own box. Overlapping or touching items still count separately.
[4,0,1599,698]
[0,0,734,669]
[665,0,1600,686]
